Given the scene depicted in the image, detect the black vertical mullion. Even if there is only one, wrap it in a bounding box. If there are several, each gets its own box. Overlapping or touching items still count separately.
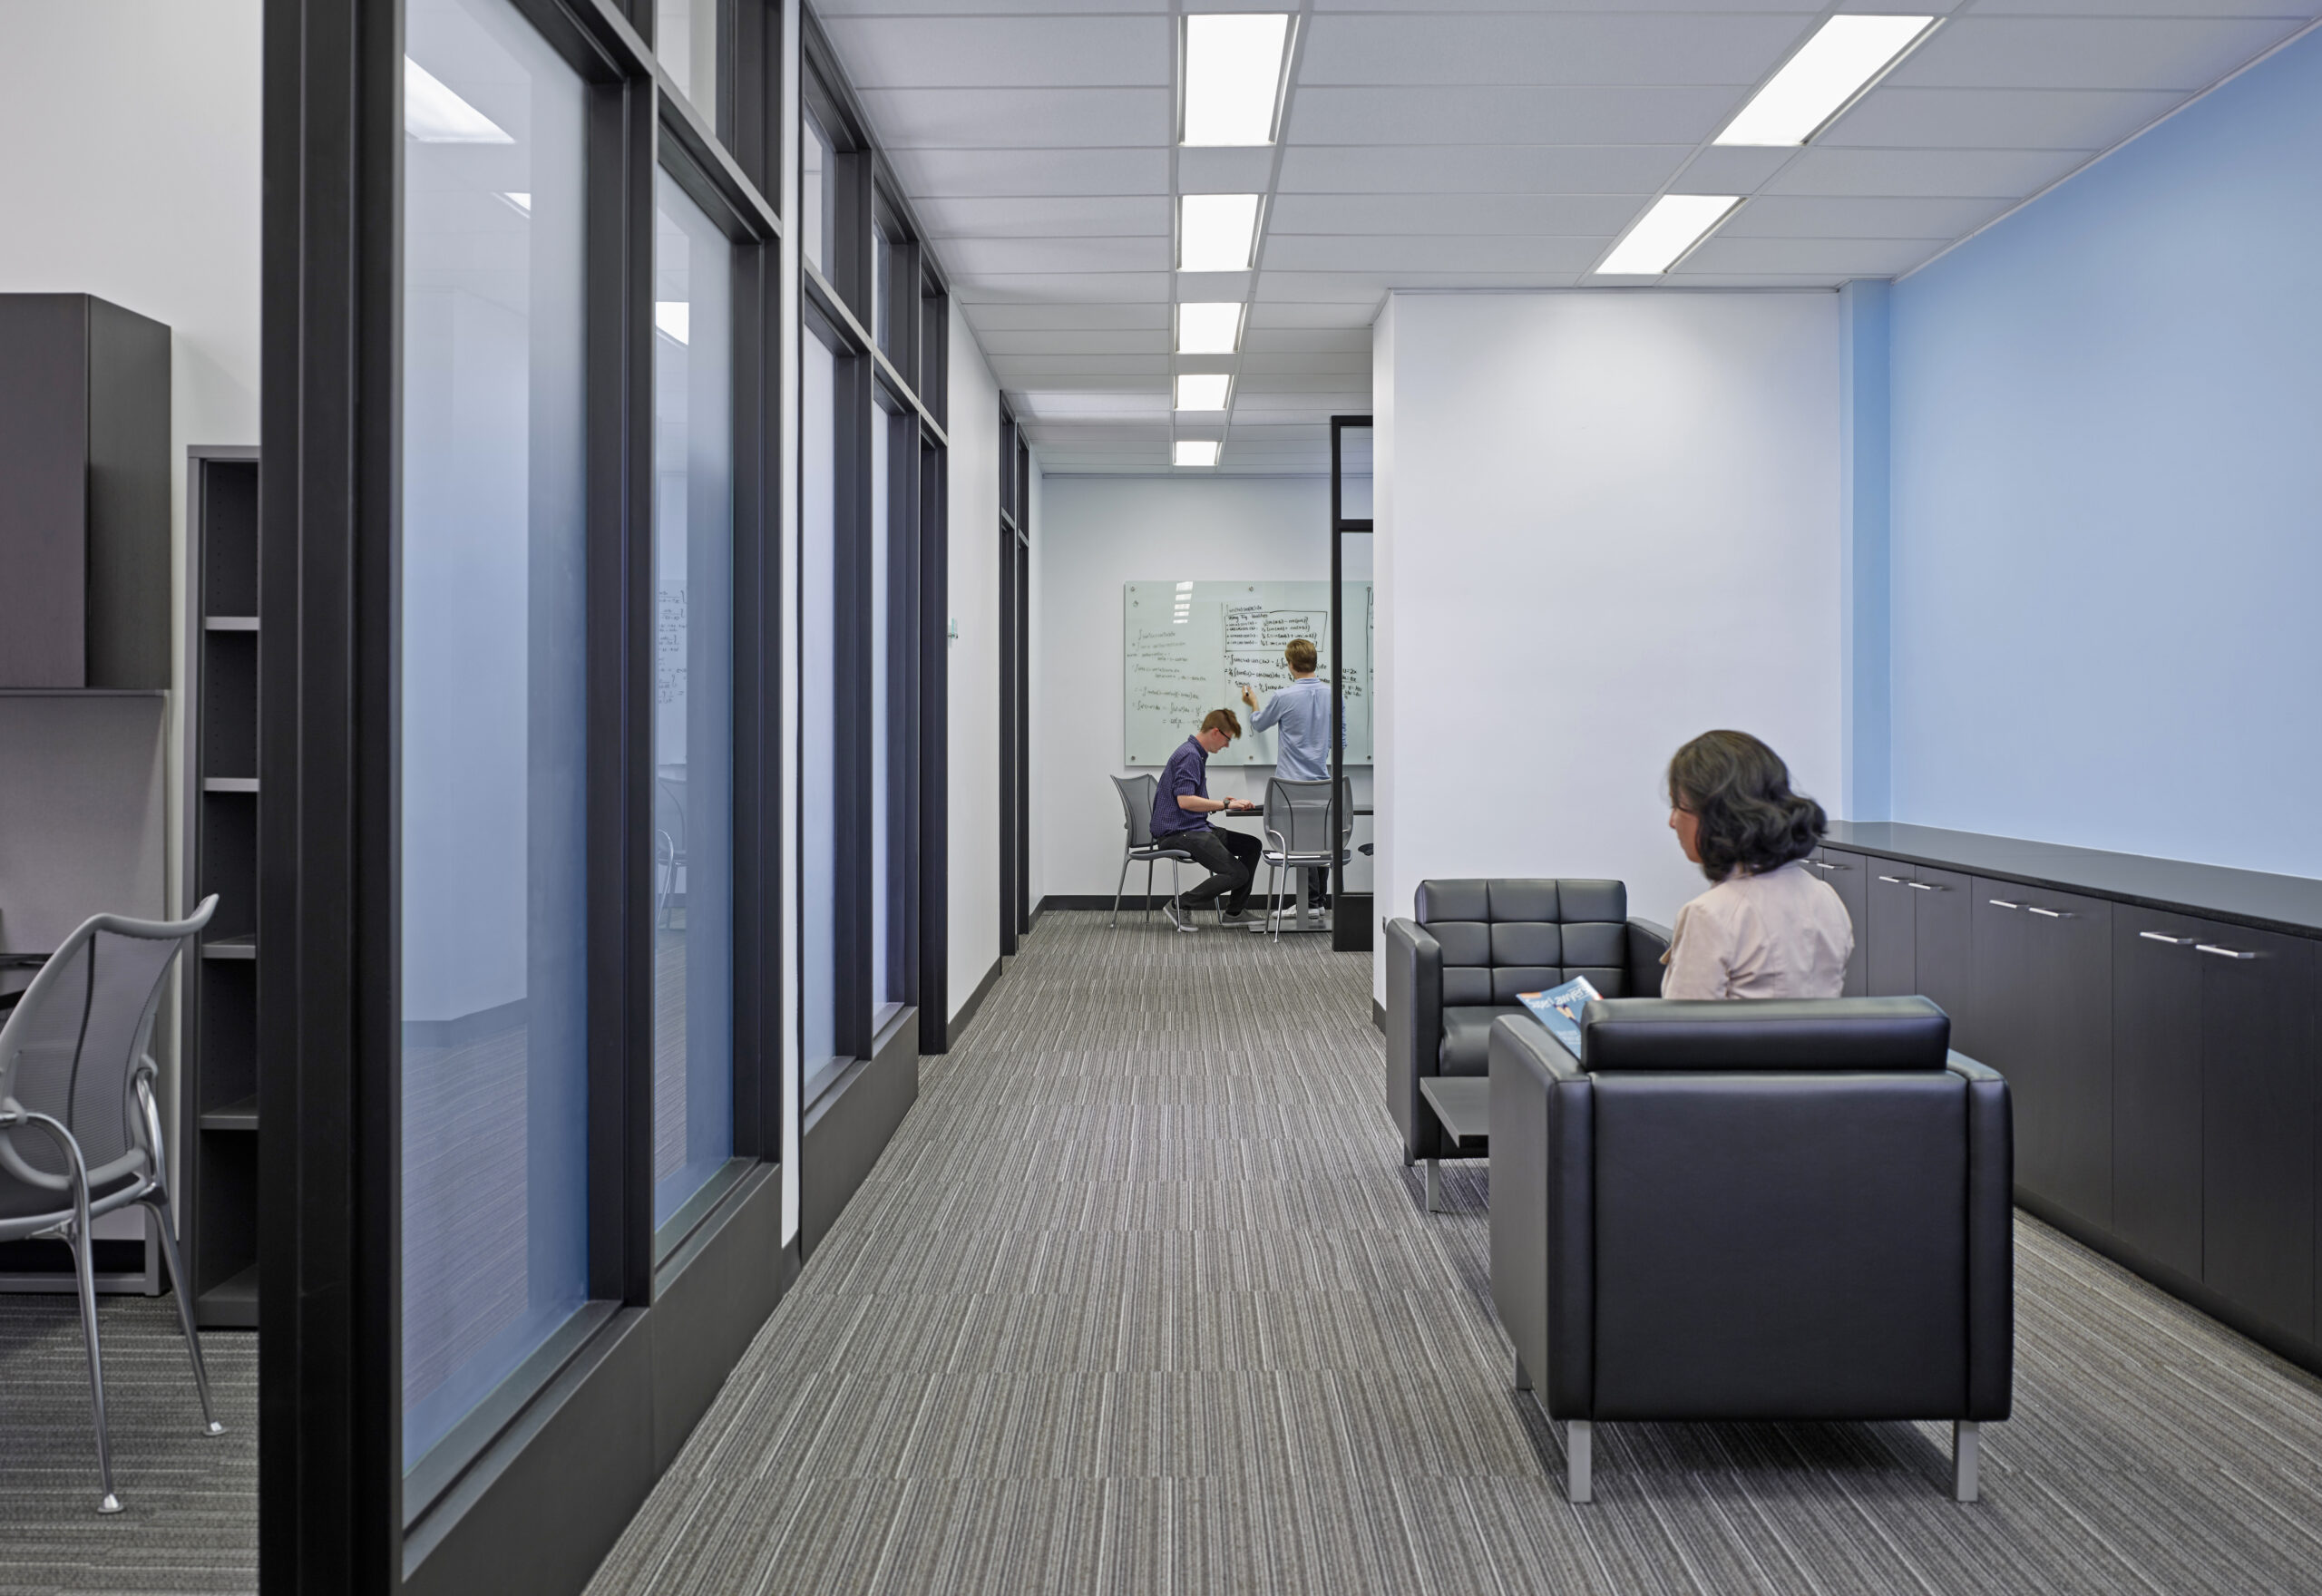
[730,238,777,1160]
[917,440,950,1054]
[583,75,657,1308]
[997,522,1018,957]
[259,0,400,1586]
[832,354,873,1061]
[1014,530,1029,936]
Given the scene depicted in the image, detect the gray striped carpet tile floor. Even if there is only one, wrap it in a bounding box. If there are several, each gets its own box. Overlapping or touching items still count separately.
[0,1293,256,1593]
[585,909,2322,1596]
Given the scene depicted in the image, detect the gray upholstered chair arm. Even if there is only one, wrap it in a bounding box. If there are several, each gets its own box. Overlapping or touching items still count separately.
[1949,1050,2015,1420]
[1624,917,1672,998]
[1488,1015,1595,1418]
[1383,917,1444,1163]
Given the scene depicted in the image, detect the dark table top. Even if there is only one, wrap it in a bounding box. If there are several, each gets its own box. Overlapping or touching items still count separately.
[1824,822,2322,940]
[1419,1075,1490,1148]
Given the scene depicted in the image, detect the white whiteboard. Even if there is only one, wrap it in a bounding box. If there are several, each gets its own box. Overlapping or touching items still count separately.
[1123,580,1373,766]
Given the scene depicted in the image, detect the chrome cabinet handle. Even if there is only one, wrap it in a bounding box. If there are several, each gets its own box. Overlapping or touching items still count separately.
[1988,900,2021,910]
[2026,906,2073,919]
[1877,875,1907,884]
[2139,931,2197,946]
[1907,881,1938,891]
[2197,944,2258,960]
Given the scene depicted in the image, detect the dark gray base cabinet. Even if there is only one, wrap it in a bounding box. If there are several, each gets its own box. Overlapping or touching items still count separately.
[1820,823,2322,1369]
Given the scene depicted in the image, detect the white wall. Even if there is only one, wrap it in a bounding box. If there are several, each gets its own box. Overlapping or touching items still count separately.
[1036,474,1374,900]
[946,303,1002,1015]
[1372,291,1844,1002]
[0,0,263,909]
[1025,459,1048,910]
[1,1,261,1181]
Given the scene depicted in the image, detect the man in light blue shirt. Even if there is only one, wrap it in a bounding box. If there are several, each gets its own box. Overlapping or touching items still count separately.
[1240,637,1335,917]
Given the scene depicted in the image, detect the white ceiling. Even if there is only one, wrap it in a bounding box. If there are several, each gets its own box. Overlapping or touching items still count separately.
[815,0,2320,473]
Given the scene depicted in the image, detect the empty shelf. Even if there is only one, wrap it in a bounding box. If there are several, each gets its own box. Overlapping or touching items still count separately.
[200,1095,259,1133]
[201,934,257,960]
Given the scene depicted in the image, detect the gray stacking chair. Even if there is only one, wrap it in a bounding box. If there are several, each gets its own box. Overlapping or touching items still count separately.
[1258,777,1352,939]
[655,770,688,928]
[0,897,226,1513]
[1109,774,1194,928]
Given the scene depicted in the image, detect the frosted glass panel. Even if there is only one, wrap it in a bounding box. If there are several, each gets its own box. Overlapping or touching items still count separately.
[651,168,735,1226]
[870,412,893,1017]
[656,0,716,124]
[802,336,837,1085]
[401,0,589,1470]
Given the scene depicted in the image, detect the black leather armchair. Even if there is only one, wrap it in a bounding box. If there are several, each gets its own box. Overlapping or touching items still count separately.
[1488,996,2013,1504]
[1384,880,1670,1167]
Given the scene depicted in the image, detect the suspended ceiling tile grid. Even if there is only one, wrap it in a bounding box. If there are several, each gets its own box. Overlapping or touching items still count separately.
[815,0,2321,473]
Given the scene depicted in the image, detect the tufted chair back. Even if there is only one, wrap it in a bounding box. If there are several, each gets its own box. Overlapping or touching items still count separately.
[1413,879,1634,1003]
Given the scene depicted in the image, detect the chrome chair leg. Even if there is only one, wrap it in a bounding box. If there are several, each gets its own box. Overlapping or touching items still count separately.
[67,1213,121,1513]
[1112,852,1131,927]
[146,1192,224,1435]
[1954,1419,1980,1503]
[1146,859,1157,922]
[1566,1420,1593,1504]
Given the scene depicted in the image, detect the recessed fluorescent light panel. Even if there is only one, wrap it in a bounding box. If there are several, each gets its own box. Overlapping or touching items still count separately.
[405,57,512,144]
[1595,194,1741,276]
[1176,302,1244,355]
[1175,441,1221,468]
[655,303,690,345]
[498,190,532,217]
[1183,14,1293,147]
[1176,374,1232,411]
[1179,194,1261,273]
[1715,15,1935,146]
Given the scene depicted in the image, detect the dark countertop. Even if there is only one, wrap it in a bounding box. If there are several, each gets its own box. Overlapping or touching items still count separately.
[1824,822,2322,939]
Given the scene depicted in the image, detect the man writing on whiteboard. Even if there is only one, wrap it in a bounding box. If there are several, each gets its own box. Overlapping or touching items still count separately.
[1151,708,1262,932]
[1241,637,1333,920]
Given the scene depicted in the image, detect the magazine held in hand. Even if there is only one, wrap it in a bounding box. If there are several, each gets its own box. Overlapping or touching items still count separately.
[1517,975,1600,1056]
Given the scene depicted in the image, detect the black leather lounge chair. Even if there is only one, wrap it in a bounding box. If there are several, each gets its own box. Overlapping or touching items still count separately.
[1488,995,2015,1503]
[1384,879,1671,1202]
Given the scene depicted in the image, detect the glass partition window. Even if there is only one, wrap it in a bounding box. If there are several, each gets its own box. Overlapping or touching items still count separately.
[400,0,590,1471]
[801,112,834,277]
[656,0,717,125]
[650,170,736,1226]
[801,333,838,1093]
[870,409,895,1025]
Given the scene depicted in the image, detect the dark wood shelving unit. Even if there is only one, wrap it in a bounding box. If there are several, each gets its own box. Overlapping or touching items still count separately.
[182,445,261,1328]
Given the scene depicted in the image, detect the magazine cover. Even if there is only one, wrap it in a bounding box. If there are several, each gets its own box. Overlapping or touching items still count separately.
[1517,975,1602,1057]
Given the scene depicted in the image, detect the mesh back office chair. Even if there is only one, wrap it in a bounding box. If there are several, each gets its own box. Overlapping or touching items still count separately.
[1259,777,1353,939]
[0,897,227,1513]
[1109,774,1194,928]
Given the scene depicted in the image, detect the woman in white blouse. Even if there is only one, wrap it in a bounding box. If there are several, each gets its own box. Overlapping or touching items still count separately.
[1661,730,1855,1000]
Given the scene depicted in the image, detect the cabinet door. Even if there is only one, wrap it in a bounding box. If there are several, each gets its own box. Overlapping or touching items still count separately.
[2023,886,2114,1230]
[1913,866,1976,1053]
[2112,914,2206,1279]
[1815,848,1870,998]
[2199,925,2316,1340]
[1867,861,1917,998]
[1973,885,2035,1174]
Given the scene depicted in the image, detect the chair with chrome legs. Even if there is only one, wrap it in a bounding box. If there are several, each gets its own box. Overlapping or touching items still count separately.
[0,896,227,1513]
[1257,777,1352,939]
[1109,774,1193,928]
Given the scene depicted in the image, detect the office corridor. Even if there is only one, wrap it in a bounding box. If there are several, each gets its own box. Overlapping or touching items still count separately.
[583,911,2322,1596]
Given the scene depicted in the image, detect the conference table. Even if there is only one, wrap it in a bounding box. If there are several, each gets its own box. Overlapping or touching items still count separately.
[1209,801,1373,935]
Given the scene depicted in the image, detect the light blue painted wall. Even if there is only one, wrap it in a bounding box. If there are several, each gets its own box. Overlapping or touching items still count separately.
[1839,279,1891,822]
[1888,25,2322,879]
